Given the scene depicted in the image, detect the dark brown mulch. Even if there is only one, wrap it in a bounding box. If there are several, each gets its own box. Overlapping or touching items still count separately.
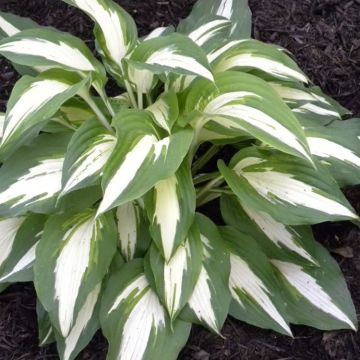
[251,0,360,115]
[0,1,360,359]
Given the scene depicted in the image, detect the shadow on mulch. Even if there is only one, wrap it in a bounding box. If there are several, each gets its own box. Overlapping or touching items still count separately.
[0,1,360,359]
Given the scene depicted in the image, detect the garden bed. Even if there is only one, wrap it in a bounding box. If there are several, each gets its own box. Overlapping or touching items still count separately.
[0,0,359,359]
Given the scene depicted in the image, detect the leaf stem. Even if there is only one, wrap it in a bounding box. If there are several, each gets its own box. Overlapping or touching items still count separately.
[193,172,221,185]
[137,89,144,110]
[81,91,114,133]
[197,193,222,207]
[188,116,208,164]
[192,145,219,174]
[124,80,138,109]
[146,93,153,106]
[100,91,115,117]
[197,188,232,206]
[196,175,224,200]
[93,82,115,117]
[51,119,76,131]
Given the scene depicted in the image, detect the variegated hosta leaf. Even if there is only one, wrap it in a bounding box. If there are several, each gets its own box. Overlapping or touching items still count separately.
[197,123,242,143]
[55,283,102,360]
[143,26,174,40]
[63,97,95,117]
[43,98,95,134]
[220,195,317,264]
[34,209,117,338]
[37,301,55,347]
[116,201,151,262]
[269,81,331,106]
[146,91,179,134]
[125,26,172,94]
[170,16,232,92]
[0,134,100,216]
[268,81,342,124]
[100,259,191,360]
[110,249,126,273]
[168,73,197,94]
[294,103,342,124]
[0,217,25,271]
[0,11,41,76]
[0,214,45,283]
[259,223,357,330]
[186,71,312,161]
[145,162,196,260]
[0,28,106,83]
[1,70,89,159]
[272,256,357,331]
[0,11,39,38]
[0,133,71,217]
[170,13,232,93]
[128,33,214,81]
[63,0,137,74]
[221,226,292,335]
[210,39,308,83]
[42,118,76,134]
[304,120,360,187]
[45,98,92,130]
[311,86,351,117]
[98,110,193,215]
[58,98,95,125]
[61,118,116,196]
[180,0,252,39]
[126,64,158,95]
[185,16,231,50]
[56,186,104,217]
[109,93,132,111]
[126,28,171,95]
[196,118,254,144]
[181,214,231,334]
[147,222,202,320]
[219,147,358,225]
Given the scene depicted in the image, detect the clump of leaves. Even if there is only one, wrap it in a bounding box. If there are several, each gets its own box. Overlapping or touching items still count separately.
[0,0,359,359]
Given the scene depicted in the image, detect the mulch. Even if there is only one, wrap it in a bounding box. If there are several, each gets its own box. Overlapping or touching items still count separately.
[0,1,360,359]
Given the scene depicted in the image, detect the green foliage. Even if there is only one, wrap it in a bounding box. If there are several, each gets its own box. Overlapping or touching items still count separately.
[0,1,359,359]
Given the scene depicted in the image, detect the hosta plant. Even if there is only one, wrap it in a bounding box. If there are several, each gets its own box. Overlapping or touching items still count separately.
[0,0,359,359]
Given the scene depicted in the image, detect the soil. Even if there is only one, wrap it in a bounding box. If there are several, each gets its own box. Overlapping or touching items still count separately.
[0,1,360,359]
